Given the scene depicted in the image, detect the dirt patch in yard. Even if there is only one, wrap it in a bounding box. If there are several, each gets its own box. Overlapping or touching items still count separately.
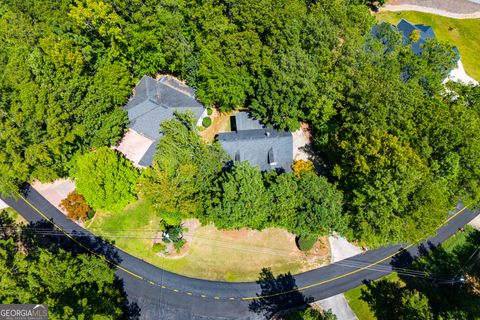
[221,228,252,240]
[200,109,235,143]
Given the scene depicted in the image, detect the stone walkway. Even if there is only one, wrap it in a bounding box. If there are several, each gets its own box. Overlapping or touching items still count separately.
[382,0,480,18]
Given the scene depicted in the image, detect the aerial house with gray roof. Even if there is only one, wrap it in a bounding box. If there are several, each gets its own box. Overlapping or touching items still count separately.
[118,75,207,167]
[218,112,293,172]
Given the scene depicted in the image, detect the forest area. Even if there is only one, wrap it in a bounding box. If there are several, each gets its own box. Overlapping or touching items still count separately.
[1,0,480,248]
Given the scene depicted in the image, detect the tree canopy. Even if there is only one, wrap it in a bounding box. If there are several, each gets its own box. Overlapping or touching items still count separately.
[1,0,479,247]
[0,212,133,319]
[72,147,139,211]
[360,228,480,319]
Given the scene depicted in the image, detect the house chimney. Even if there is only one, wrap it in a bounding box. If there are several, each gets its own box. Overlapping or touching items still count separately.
[266,132,270,137]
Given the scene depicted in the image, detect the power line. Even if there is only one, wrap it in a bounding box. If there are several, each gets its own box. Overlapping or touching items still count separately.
[0,226,326,258]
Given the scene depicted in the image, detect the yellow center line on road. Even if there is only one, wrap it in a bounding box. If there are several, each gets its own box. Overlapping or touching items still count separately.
[241,204,469,300]
[15,191,469,301]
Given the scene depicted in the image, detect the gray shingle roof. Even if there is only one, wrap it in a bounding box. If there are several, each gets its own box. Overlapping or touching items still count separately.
[219,112,293,172]
[123,76,205,166]
[235,111,265,130]
[397,19,436,55]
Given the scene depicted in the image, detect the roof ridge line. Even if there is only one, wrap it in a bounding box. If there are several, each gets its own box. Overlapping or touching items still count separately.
[158,79,195,98]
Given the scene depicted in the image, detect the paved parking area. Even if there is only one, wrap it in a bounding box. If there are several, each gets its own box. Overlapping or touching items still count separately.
[0,199,9,210]
[31,179,76,214]
[115,129,155,168]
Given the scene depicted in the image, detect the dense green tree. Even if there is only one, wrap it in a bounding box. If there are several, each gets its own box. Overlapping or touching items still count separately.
[72,147,139,211]
[206,161,345,237]
[265,171,300,229]
[0,212,131,319]
[0,0,131,194]
[295,171,345,237]
[360,228,480,319]
[361,280,434,320]
[208,162,271,230]
[288,307,338,320]
[138,112,228,222]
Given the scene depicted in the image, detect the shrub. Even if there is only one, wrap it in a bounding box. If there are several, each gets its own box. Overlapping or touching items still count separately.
[296,235,317,251]
[174,239,186,252]
[87,209,95,220]
[152,242,166,253]
[60,191,91,222]
[202,116,212,128]
[292,159,315,178]
[207,108,213,116]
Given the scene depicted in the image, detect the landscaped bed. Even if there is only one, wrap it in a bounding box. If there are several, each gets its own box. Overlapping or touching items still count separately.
[87,200,331,282]
[375,11,480,80]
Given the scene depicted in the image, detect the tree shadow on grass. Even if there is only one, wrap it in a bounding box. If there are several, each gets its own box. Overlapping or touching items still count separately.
[20,219,123,265]
[249,268,313,319]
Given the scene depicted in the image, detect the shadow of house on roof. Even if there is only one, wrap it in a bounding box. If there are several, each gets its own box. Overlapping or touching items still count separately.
[122,75,206,167]
[218,112,293,173]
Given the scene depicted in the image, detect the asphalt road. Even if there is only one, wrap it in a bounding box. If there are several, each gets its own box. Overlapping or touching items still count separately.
[2,187,478,319]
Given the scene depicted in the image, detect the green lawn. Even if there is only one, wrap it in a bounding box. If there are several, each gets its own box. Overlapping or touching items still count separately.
[376,11,480,81]
[87,200,330,281]
[1,207,27,224]
[440,225,475,253]
[345,273,403,320]
[345,226,477,320]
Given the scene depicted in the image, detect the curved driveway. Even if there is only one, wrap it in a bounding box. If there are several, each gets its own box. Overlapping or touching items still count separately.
[2,187,478,319]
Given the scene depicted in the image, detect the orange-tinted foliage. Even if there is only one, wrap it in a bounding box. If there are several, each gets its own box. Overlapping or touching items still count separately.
[60,191,91,222]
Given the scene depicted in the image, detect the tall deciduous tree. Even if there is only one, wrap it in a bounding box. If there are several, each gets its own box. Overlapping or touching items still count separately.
[138,112,228,222]
[72,147,139,211]
[209,162,271,230]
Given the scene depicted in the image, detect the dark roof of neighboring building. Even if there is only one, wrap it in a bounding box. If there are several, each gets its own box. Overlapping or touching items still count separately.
[218,112,293,172]
[397,19,436,55]
[123,76,206,167]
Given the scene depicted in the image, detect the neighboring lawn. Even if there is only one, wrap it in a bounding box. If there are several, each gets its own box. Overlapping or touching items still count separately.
[88,200,330,281]
[345,226,477,319]
[440,225,475,253]
[345,273,403,320]
[376,11,480,81]
[1,207,27,224]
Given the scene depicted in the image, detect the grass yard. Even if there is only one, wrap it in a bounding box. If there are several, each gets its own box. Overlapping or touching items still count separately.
[345,226,478,319]
[345,273,403,320]
[88,200,330,281]
[440,225,475,253]
[376,11,480,81]
[1,207,27,224]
